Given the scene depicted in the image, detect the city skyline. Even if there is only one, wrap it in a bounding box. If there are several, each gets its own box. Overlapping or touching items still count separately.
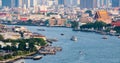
[0,0,120,9]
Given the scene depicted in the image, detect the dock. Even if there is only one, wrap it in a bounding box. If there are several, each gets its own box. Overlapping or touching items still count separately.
[39,46,62,55]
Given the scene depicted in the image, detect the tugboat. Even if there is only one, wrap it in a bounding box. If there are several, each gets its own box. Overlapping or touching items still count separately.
[33,55,42,60]
[71,36,77,41]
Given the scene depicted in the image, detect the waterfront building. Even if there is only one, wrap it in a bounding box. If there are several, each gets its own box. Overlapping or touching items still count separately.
[0,32,21,40]
[49,17,66,26]
[94,10,111,24]
[112,20,120,27]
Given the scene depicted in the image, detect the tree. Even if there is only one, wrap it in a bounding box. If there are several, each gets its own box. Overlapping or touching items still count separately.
[4,54,12,59]
[0,45,2,50]
[93,21,107,30]
[2,45,12,51]
[114,26,120,33]
[71,21,79,28]
[18,42,26,51]
[0,56,3,60]
[85,10,93,17]
[28,42,36,52]
[0,35,4,41]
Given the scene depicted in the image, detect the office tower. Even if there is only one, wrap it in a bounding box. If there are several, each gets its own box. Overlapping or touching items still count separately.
[58,0,64,5]
[18,0,22,8]
[77,0,80,5]
[2,0,16,8]
[112,0,120,7]
[80,0,97,9]
[64,0,77,6]
[30,0,37,7]
[18,0,31,8]
[97,0,111,8]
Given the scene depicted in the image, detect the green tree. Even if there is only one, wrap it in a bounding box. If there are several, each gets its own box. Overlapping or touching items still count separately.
[71,21,79,28]
[93,21,107,30]
[4,54,12,59]
[0,56,4,60]
[18,42,26,51]
[0,35,4,41]
[85,10,93,17]
[2,45,12,51]
[114,26,120,33]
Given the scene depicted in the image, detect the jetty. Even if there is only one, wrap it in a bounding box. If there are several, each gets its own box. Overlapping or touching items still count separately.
[39,46,62,55]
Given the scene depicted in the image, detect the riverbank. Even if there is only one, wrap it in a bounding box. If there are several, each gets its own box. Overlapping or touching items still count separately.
[0,52,36,63]
[79,29,120,37]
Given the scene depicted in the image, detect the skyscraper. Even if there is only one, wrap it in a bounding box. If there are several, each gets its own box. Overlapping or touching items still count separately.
[58,0,64,5]
[18,0,31,8]
[97,0,111,8]
[80,0,97,9]
[112,0,120,7]
[2,0,16,8]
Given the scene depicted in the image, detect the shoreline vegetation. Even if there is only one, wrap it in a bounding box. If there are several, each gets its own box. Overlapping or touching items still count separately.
[0,38,47,62]
[72,21,120,36]
[0,33,62,63]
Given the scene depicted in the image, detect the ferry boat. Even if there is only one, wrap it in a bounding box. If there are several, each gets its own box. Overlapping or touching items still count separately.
[33,55,42,60]
[71,36,77,41]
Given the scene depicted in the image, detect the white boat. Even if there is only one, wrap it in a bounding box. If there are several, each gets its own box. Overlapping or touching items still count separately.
[71,36,77,41]
[33,55,42,60]
[118,36,120,38]
[102,36,108,39]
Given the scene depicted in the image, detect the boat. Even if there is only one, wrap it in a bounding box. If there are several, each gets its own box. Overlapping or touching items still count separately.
[71,36,77,41]
[37,29,45,31]
[33,55,42,60]
[61,33,64,36]
[102,36,108,39]
[118,36,120,38]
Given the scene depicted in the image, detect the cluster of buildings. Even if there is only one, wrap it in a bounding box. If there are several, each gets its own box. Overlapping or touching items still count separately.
[0,24,47,40]
[0,0,119,27]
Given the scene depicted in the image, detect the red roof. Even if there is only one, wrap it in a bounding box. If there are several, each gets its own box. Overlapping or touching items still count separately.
[112,21,120,26]
[20,18,28,21]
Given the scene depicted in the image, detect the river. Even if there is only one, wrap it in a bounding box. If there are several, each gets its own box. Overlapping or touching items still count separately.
[12,25,120,63]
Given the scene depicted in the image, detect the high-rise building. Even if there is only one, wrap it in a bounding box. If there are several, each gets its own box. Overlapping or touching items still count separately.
[97,0,112,8]
[112,0,120,7]
[58,0,64,5]
[80,0,97,9]
[18,0,31,8]
[2,0,16,8]
[30,0,37,7]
